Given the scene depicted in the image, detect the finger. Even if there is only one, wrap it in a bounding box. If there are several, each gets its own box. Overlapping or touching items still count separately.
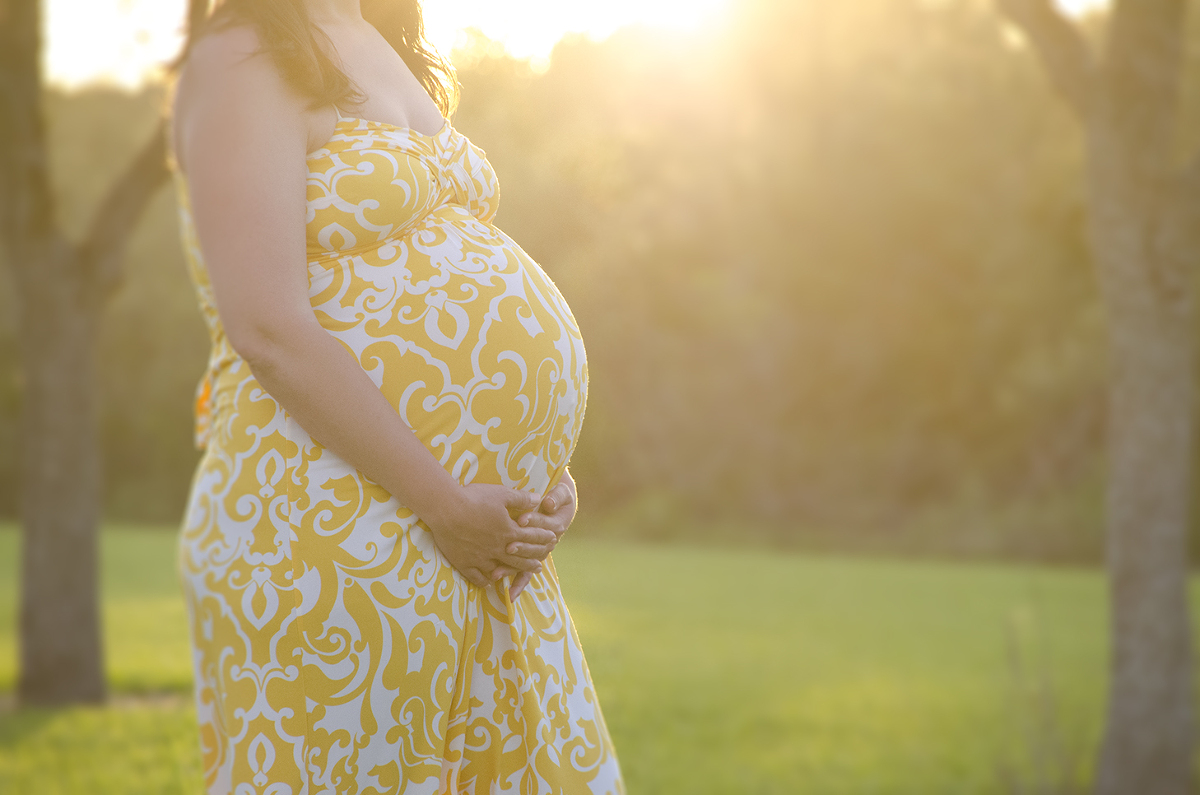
[510,524,556,547]
[505,541,555,560]
[509,571,533,601]
[516,511,561,533]
[491,565,518,581]
[540,481,574,514]
[464,567,490,588]
[503,488,540,515]
[500,554,543,573]
[519,510,567,541]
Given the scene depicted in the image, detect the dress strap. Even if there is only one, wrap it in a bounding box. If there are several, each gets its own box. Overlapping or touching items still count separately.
[333,105,347,122]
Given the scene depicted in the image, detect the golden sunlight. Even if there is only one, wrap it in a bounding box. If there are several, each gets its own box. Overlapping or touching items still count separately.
[1056,0,1107,16]
[45,0,732,89]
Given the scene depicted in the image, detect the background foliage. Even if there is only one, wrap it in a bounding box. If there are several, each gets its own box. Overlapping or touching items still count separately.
[1,0,1183,561]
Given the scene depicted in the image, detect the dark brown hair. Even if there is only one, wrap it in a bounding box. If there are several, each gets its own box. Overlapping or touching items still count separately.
[174,0,459,116]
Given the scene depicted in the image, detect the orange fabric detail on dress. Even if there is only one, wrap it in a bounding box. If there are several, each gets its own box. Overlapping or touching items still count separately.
[193,369,212,449]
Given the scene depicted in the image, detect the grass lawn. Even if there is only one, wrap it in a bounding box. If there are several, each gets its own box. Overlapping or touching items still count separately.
[0,524,1195,794]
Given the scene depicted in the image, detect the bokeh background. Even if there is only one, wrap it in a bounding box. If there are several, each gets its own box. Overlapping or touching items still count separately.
[3,0,1199,792]
[1,0,1138,559]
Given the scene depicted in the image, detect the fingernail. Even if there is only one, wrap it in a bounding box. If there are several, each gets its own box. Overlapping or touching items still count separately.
[507,544,517,554]
[546,499,556,511]
[519,517,528,526]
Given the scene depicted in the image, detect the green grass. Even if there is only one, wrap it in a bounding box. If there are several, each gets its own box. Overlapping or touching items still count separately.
[0,525,1195,794]
[0,525,193,696]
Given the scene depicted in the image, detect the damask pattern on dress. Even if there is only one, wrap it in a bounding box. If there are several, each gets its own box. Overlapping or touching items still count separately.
[171,111,623,795]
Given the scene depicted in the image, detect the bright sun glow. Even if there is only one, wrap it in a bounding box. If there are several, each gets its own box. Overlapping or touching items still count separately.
[1055,0,1108,16]
[45,0,732,90]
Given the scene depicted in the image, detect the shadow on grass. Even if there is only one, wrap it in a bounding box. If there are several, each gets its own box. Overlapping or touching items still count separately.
[0,694,56,753]
[0,687,192,752]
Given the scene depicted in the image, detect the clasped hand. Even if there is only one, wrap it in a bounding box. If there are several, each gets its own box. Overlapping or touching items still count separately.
[424,472,577,600]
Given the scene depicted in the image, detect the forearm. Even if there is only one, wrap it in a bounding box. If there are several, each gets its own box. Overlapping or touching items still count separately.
[243,321,460,523]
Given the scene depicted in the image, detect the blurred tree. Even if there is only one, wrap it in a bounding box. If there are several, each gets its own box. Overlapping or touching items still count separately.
[487,1,1103,553]
[0,1,1132,559]
[997,0,1195,793]
[0,0,170,704]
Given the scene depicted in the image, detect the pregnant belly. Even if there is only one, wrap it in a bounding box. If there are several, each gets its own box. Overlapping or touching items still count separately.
[307,213,588,495]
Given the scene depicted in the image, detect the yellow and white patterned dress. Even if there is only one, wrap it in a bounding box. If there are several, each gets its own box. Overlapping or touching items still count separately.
[170,107,623,794]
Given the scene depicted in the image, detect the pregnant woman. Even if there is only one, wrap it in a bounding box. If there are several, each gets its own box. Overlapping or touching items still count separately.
[167,0,623,792]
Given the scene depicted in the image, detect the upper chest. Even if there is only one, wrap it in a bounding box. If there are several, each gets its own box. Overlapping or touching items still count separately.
[303,120,500,253]
[310,21,446,138]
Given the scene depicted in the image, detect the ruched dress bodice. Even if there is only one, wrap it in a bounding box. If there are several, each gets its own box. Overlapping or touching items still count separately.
[171,112,622,795]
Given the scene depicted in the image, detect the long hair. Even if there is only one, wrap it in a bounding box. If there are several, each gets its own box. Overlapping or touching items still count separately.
[172,0,458,116]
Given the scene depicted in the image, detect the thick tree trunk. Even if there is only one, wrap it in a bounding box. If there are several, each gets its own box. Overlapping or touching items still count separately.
[997,2,1197,790]
[1086,125,1195,795]
[12,234,106,705]
[0,0,106,706]
[1093,280,1195,795]
[0,0,169,706]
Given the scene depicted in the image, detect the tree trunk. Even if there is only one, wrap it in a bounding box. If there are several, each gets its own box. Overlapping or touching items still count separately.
[1087,123,1196,795]
[996,2,1197,790]
[0,0,105,706]
[12,233,106,705]
[0,0,170,705]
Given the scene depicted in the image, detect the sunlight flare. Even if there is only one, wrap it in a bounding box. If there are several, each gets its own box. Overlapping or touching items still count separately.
[45,0,731,89]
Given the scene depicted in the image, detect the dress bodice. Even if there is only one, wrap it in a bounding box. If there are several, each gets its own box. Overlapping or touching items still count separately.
[170,117,504,448]
[304,116,500,256]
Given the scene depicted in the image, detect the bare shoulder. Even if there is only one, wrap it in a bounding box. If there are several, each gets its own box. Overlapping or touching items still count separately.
[189,22,263,65]
[173,22,310,171]
[176,24,274,110]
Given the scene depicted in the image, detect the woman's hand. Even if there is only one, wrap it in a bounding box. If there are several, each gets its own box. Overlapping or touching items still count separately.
[492,471,579,600]
[424,484,557,589]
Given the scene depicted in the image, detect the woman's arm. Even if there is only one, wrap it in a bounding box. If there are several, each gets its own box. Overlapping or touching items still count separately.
[174,27,554,587]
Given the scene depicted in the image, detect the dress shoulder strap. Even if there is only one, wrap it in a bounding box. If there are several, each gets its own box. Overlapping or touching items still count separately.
[333,105,348,122]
